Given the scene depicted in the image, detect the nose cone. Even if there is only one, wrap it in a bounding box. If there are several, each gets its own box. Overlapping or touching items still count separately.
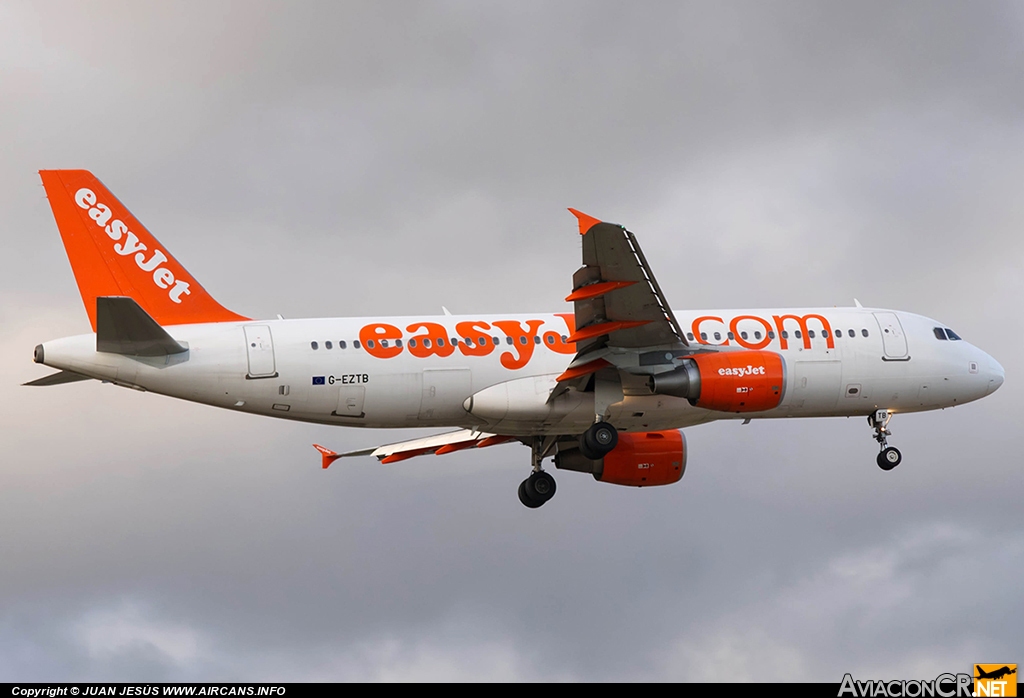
[986,356,1004,395]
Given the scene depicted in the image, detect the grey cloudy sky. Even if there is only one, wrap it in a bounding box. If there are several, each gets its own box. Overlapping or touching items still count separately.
[1,0,1021,681]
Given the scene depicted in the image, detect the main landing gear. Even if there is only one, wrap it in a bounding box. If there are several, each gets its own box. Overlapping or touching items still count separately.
[579,421,618,460]
[518,471,556,508]
[517,422,621,508]
[518,436,558,508]
[869,409,902,471]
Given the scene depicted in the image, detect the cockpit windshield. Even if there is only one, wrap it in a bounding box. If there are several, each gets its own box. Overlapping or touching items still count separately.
[933,327,947,340]
[945,328,962,341]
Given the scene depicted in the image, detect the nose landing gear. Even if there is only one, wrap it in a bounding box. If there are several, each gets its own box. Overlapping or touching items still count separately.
[869,409,902,471]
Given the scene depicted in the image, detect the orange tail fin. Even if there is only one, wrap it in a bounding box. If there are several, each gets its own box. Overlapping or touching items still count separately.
[39,169,248,329]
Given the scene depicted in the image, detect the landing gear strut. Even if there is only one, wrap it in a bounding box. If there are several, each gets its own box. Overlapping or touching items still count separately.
[518,437,558,508]
[869,409,902,471]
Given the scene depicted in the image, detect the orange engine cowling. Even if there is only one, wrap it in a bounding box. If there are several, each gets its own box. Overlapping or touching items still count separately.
[691,351,785,412]
[554,430,687,487]
[648,350,786,413]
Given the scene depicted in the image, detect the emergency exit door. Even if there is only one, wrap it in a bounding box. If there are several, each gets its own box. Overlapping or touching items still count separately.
[244,325,277,378]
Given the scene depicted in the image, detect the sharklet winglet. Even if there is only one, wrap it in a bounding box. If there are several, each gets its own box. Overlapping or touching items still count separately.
[313,444,342,470]
[567,208,602,235]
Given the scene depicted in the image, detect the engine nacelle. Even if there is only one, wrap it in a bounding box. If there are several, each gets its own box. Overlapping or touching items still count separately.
[648,350,785,413]
[555,430,686,487]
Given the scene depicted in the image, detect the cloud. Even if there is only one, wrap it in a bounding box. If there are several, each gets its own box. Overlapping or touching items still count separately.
[75,602,203,667]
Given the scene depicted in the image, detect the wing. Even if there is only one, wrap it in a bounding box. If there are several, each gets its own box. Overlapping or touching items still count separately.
[313,429,516,469]
[556,210,718,395]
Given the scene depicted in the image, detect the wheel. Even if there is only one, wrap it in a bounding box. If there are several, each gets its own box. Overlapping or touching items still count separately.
[518,480,544,508]
[525,471,557,502]
[580,421,618,460]
[877,447,902,471]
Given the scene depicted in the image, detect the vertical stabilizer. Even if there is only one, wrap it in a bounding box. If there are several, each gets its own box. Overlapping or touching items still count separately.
[39,169,248,330]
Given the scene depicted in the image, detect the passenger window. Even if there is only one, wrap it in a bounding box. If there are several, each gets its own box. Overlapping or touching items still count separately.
[835,329,841,338]
[311,341,319,350]
[367,339,376,348]
[546,335,555,344]
[534,336,541,344]
[686,332,695,341]
[339,340,347,349]
[754,331,762,340]
[353,340,361,349]
[395,339,402,348]
[946,329,962,341]
[493,337,500,345]
[325,341,333,350]
[409,339,417,348]
[714,332,721,341]
[768,331,775,339]
[861,329,869,337]
[808,330,815,338]
[781,331,789,339]
[478,336,487,345]
[506,337,513,345]
[561,335,568,343]
[794,330,802,339]
[700,332,707,341]
[727,332,735,340]
[740,331,748,340]
[423,338,431,348]
[450,338,458,346]
[848,329,855,338]
[933,327,947,340]
[520,336,528,345]
[438,338,446,347]
[380,339,388,348]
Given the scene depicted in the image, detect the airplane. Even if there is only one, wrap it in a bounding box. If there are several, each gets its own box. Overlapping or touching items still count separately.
[975,666,1017,681]
[27,170,1005,508]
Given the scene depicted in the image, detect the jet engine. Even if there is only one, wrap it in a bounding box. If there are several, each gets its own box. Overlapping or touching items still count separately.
[647,350,786,413]
[554,429,686,487]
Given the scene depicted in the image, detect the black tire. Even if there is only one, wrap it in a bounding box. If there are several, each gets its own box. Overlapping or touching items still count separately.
[526,471,557,502]
[518,480,544,508]
[877,447,902,471]
[581,421,618,460]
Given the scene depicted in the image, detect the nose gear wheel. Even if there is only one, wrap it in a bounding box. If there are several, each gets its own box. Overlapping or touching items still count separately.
[868,410,902,471]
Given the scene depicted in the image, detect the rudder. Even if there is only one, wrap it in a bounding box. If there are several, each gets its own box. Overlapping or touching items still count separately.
[39,169,248,329]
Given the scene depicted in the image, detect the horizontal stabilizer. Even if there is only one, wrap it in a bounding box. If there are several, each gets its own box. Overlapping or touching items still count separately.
[22,370,92,387]
[96,296,188,356]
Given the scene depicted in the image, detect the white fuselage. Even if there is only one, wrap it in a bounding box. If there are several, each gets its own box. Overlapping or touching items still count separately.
[38,307,1004,435]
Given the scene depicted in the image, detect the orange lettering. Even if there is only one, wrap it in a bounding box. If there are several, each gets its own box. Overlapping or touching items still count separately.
[691,316,729,345]
[730,315,773,350]
[772,314,834,350]
[406,322,455,358]
[359,323,403,359]
[492,319,545,369]
[543,312,577,355]
[455,321,495,357]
